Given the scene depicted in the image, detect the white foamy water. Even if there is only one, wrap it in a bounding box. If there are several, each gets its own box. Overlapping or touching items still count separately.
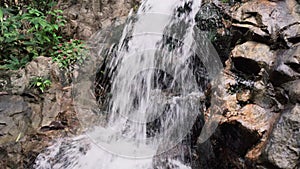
[33,0,214,168]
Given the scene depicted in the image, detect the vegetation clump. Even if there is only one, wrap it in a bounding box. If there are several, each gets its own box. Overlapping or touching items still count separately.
[52,39,88,69]
[30,76,52,93]
[0,2,88,70]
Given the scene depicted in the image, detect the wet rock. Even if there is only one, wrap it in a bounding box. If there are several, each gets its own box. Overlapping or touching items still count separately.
[191,140,215,169]
[227,41,281,110]
[153,144,192,169]
[0,131,68,169]
[0,95,32,145]
[198,103,280,168]
[195,2,233,64]
[202,121,262,169]
[261,105,300,169]
[190,1,300,168]
[195,3,224,31]
[199,62,280,167]
[231,0,300,47]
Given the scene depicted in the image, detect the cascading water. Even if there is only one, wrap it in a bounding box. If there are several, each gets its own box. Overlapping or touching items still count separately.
[34,0,222,168]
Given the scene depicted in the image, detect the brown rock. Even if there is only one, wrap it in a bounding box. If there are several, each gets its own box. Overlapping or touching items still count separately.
[282,80,300,103]
[229,104,276,135]
[230,41,276,74]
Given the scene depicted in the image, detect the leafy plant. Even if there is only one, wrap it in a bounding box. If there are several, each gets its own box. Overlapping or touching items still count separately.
[0,5,66,70]
[0,55,30,70]
[52,39,88,69]
[1,0,56,12]
[30,77,52,93]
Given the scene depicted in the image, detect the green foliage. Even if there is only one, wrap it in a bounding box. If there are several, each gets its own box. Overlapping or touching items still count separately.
[1,0,57,12]
[30,77,52,93]
[0,5,66,70]
[207,30,217,43]
[221,0,230,3]
[26,1,57,13]
[0,55,30,70]
[0,3,89,71]
[52,39,88,69]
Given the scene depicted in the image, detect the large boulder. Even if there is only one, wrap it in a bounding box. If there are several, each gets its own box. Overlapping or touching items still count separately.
[230,41,276,74]
[261,105,300,169]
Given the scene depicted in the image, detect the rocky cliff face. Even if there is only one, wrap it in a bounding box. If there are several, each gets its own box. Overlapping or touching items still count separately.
[193,0,300,168]
[0,56,80,168]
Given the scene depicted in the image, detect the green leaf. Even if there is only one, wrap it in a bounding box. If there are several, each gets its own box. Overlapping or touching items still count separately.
[53,24,59,30]
[36,82,42,86]
[0,8,3,22]
[44,80,51,85]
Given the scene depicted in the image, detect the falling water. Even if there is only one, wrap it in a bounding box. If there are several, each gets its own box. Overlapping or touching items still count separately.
[34,0,222,168]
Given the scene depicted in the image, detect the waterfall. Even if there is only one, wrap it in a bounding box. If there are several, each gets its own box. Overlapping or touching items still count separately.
[34,0,222,168]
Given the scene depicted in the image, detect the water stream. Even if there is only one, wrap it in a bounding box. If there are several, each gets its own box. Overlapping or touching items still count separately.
[34,0,222,168]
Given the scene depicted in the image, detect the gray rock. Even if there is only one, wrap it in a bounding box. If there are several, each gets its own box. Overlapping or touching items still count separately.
[262,105,300,169]
[271,45,300,86]
[60,0,140,40]
[0,95,32,145]
[231,0,300,47]
[2,56,60,95]
[282,80,300,104]
[9,70,27,94]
